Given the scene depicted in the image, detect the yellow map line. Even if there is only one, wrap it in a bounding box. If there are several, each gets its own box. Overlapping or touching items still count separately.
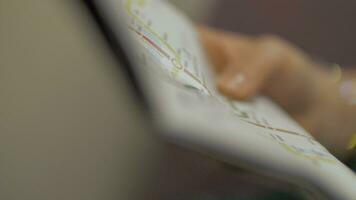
[125,0,211,94]
[124,0,181,64]
[242,120,312,139]
[279,143,336,163]
[183,68,212,95]
[124,0,335,164]
[227,100,309,138]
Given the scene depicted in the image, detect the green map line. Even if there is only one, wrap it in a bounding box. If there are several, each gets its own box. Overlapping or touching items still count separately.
[125,1,212,95]
[126,1,310,140]
[123,0,335,163]
[227,99,311,138]
[124,0,181,66]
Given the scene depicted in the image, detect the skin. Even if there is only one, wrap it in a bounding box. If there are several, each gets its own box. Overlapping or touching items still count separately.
[152,26,356,197]
[198,25,356,159]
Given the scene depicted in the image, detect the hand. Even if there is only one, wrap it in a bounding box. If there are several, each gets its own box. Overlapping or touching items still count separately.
[198,25,356,158]
[198,25,325,125]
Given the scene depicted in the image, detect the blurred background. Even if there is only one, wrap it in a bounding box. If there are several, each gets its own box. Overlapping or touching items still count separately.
[171,0,356,67]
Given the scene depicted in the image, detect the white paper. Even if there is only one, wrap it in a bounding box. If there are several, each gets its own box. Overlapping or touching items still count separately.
[97,0,356,199]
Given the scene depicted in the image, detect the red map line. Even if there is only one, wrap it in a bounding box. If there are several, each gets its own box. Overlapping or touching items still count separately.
[130,27,170,59]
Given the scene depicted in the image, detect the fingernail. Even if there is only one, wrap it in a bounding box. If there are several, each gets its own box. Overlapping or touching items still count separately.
[227,73,245,91]
[234,74,246,84]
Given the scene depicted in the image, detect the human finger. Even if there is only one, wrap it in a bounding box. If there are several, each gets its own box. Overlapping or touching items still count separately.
[217,40,285,99]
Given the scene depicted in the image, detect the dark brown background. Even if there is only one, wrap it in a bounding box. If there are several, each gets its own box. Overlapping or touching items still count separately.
[209,0,356,67]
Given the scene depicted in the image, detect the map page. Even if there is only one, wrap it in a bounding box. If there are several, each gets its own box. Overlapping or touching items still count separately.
[96,0,356,199]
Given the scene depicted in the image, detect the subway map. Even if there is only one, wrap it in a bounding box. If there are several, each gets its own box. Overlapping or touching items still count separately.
[121,0,337,164]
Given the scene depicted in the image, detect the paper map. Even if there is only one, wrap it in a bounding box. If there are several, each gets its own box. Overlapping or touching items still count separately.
[98,0,356,198]
[123,0,335,163]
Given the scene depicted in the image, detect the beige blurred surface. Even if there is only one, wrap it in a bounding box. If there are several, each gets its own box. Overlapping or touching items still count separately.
[0,1,159,199]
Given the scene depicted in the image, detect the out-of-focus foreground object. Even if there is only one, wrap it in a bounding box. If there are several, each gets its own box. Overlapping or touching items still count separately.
[0,1,159,200]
